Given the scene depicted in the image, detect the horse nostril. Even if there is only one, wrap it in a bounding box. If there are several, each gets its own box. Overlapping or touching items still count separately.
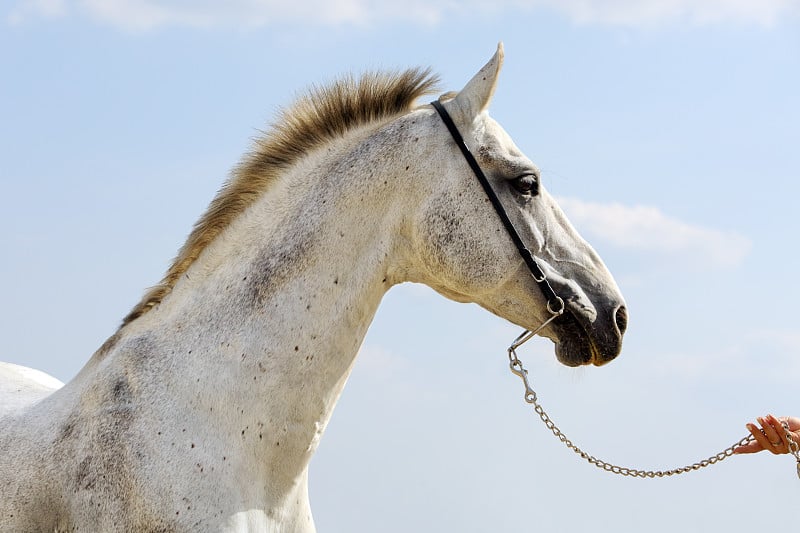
[615,306,628,336]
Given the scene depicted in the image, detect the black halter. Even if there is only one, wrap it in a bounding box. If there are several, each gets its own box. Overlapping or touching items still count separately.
[430,99,564,316]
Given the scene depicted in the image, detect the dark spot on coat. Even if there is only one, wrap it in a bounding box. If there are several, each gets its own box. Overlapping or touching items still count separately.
[59,420,75,440]
[75,456,95,490]
[112,377,130,401]
[247,233,312,307]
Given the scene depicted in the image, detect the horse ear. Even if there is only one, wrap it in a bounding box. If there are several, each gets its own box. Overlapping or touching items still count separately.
[452,42,504,119]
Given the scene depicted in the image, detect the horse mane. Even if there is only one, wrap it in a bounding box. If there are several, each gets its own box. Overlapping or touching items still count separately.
[120,67,440,329]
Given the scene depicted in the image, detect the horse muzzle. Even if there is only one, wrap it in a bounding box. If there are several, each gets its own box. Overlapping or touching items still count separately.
[550,304,627,367]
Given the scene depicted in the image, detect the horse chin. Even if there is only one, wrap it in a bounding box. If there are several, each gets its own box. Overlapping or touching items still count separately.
[554,337,595,367]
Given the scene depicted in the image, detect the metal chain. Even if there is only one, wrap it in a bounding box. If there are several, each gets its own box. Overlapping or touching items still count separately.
[786,421,800,479]
[507,342,800,479]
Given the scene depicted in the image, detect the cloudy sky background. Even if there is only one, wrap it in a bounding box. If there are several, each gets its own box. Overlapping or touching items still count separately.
[2,1,799,530]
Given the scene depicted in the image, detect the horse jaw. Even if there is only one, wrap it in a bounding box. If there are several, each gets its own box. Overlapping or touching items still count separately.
[451,42,504,120]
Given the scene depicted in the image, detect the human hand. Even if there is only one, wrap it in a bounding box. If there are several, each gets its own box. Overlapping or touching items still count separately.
[733,414,800,455]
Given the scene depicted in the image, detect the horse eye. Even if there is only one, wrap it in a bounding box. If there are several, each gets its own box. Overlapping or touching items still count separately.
[511,174,539,196]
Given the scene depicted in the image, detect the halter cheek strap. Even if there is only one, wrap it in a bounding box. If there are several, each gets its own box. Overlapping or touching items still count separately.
[430,99,565,328]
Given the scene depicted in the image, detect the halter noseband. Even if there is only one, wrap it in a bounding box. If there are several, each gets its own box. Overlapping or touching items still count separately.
[430,99,564,344]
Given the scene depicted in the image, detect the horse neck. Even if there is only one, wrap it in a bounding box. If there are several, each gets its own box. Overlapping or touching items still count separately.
[110,120,422,484]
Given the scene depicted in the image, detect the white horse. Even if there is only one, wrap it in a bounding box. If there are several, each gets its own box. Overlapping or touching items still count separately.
[0,45,626,532]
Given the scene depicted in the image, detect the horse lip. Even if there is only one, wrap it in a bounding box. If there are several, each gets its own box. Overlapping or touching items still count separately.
[550,308,619,367]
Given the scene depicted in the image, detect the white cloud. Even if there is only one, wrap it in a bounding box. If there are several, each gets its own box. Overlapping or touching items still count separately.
[520,0,800,27]
[7,0,800,30]
[557,197,751,269]
[7,0,65,24]
[7,0,451,30]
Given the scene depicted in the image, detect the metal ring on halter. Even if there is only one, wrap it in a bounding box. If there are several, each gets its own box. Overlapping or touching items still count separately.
[547,296,565,316]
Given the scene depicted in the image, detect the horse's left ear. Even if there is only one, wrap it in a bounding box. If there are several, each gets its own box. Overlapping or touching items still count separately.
[452,42,504,120]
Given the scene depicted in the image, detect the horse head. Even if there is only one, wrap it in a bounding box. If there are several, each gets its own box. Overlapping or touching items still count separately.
[409,44,626,366]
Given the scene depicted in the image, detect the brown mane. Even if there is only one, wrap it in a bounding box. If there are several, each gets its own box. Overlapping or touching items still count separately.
[120,68,440,328]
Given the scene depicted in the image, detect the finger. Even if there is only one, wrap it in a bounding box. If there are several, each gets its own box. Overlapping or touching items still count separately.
[733,439,765,454]
[773,415,800,453]
[759,416,782,443]
[765,414,789,453]
[745,422,769,450]
[748,421,781,455]
[785,417,800,432]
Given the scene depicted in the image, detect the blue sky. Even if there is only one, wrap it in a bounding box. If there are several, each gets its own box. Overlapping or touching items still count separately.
[2,1,799,530]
